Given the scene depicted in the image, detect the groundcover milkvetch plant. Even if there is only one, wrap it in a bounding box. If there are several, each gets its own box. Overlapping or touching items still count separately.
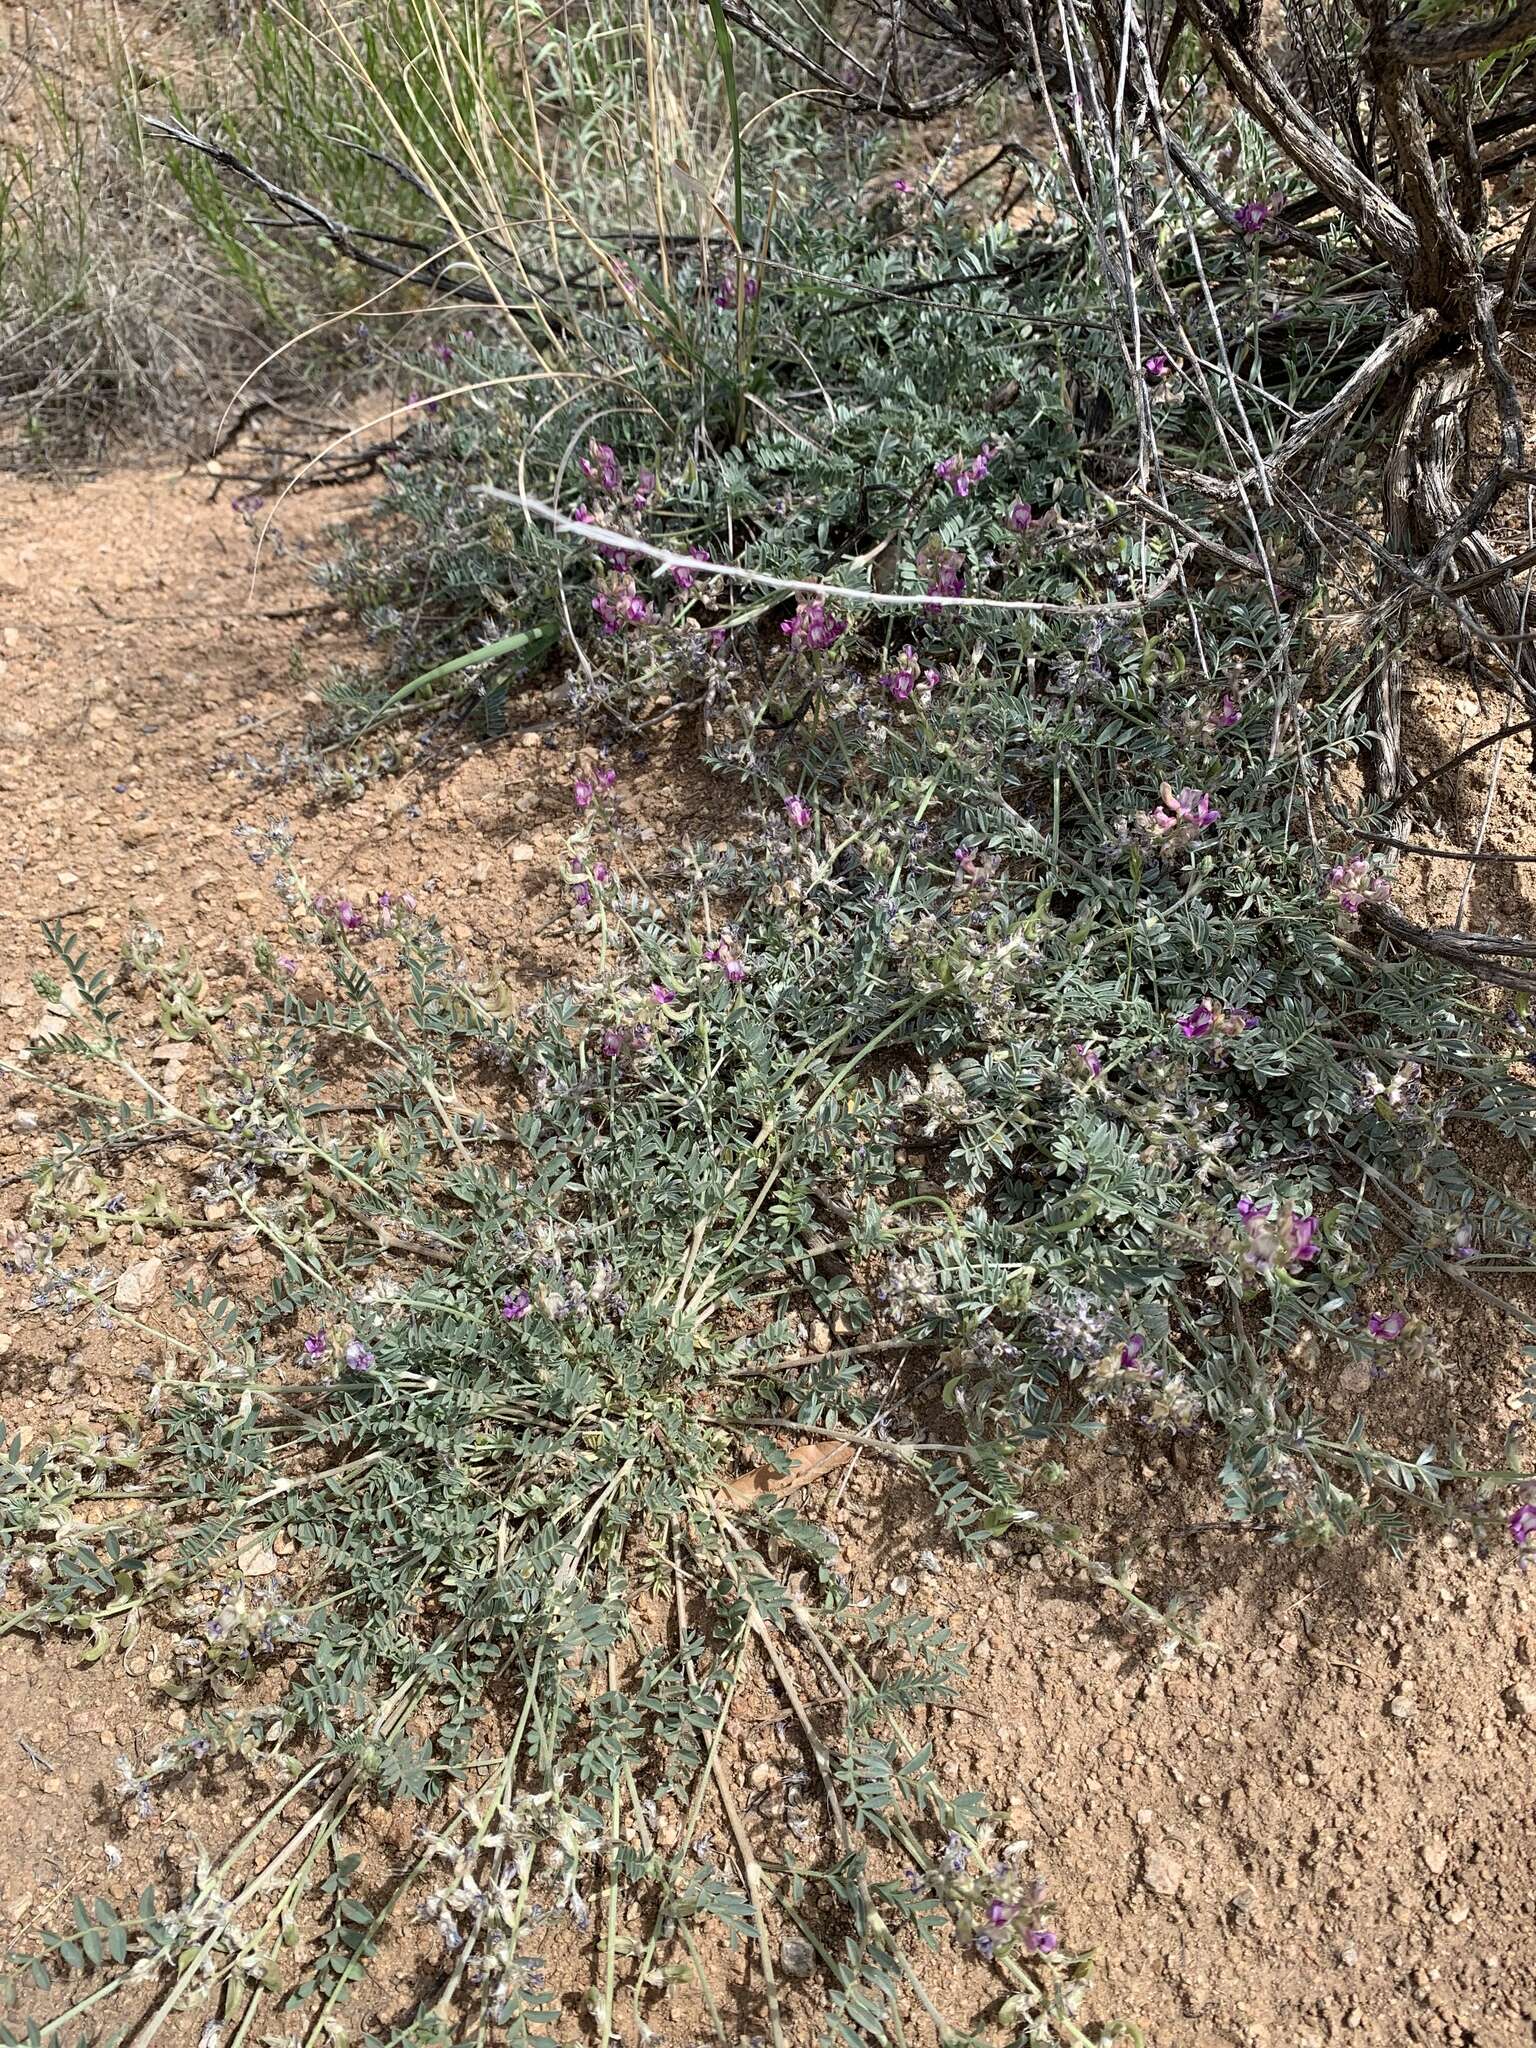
[5,499,1536,2041]
[8,10,1536,2046]
[3,858,1139,2048]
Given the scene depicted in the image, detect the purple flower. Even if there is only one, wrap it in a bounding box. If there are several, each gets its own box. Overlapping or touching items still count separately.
[573,777,594,810]
[1179,1003,1214,1040]
[671,546,709,591]
[344,1338,375,1372]
[1143,351,1175,383]
[501,1289,531,1322]
[1233,198,1272,235]
[593,576,653,633]
[891,177,912,195]
[1024,1927,1059,1956]
[784,794,813,830]
[650,982,676,1005]
[1214,692,1240,729]
[1146,785,1220,850]
[302,1331,328,1360]
[1007,500,1034,533]
[1119,1334,1145,1371]
[1327,856,1391,920]
[712,271,760,309]
[985,1899,1017,1928]
[1368,1310,1407,1341]
[599,1027,625,1058]
[1511,1500,1536,1552]
[934,446,994,499]
[918,543,966,602]
[1073,1041,1103,1079]
[781,598,845,653]
[1287,1214,1319,1266]
[335,898,364,934]
[705,940,747,985]
[1237,1197,1320,1275]
[880,646,920,702]
[596,763,617,791]
[578,440,622,495]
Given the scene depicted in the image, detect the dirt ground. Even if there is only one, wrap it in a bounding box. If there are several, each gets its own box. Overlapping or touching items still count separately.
[1,429,1535,2048]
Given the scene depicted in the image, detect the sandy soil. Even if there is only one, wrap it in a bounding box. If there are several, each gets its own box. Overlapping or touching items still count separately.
[1,432,1535,2048]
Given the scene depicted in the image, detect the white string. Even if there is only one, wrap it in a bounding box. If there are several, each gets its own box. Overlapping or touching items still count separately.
[479,486,1180,617]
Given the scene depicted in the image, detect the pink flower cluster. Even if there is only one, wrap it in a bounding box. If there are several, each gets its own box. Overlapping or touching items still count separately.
[597,1022,652,1060]
[568,855,611,909]
[670,546,710,592]
[572,763,618,810]
[1327,855,1391,920]
[592,576,653,635]
[327,888,415,939]
[1210,692,1241,731]
[916,540,965,602]
[1178,997,1256,1043]
[578,440,622,495]
[781,598,846,653]
[878,644,938,704]
[704,935,747,984]
[712,270,760,309]
[1143,784,1220,852]
[1233,197,1274,235]
[1236,1194,1319,1276]
[934,444,995,499]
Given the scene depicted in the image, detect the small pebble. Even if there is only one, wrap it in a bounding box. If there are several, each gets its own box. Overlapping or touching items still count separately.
[780,1937,815,1980]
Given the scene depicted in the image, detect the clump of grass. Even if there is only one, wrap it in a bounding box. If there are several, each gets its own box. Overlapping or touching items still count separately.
[0,4,283,458]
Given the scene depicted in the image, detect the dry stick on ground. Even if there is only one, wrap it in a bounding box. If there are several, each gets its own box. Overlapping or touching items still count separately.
[1363,900,1536,992]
